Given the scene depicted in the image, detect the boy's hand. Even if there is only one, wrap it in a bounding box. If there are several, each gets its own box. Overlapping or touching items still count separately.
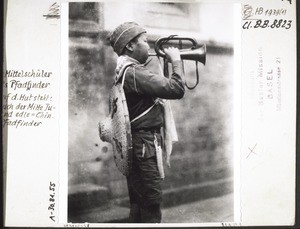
[164,47,181,63]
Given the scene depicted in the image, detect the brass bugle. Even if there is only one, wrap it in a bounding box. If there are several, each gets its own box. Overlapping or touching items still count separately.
[148,36,206,65]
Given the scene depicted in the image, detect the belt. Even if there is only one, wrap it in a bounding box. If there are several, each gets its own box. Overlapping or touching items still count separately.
[132,127,161,134]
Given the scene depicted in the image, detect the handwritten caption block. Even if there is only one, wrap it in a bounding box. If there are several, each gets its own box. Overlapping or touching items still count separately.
[2,69,55,128]
[241,2,293,30]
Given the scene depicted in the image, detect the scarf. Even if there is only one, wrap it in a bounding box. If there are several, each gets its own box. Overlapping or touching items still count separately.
[115,55,140,83]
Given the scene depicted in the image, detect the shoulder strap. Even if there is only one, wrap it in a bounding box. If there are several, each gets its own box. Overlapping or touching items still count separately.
[121,66,131,87]
[130,99,159,123]
[117,64,158,124]
[115,64,133,86]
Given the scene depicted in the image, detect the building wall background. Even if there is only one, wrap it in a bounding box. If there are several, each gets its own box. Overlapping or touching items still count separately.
[68,2,234,216]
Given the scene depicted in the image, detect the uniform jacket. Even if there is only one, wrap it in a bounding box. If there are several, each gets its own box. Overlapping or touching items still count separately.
[116,55,185,130]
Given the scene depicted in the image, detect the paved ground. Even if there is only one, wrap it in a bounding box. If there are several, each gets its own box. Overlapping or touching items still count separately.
[162,193,233,223]
[69,193,234,224]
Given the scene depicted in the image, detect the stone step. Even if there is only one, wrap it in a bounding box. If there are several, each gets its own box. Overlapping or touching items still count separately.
[114,177,233,208]
[68,177,233,223]
[68,183,110,216]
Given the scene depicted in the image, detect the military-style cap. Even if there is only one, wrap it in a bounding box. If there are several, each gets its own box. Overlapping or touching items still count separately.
[110,22,146,56]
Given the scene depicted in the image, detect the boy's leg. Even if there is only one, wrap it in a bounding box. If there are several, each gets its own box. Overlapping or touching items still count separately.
[133,155,162,223]
[140,203,162,223]
[128,203,141,223]
[127,175,141,223]
[129,132,163,223]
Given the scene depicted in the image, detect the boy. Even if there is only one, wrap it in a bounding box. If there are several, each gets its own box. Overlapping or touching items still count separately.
[109,22,185,223]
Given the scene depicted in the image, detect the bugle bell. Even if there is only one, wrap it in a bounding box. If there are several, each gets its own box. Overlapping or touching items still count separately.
[149,35,206,90]
[149,36,206,65]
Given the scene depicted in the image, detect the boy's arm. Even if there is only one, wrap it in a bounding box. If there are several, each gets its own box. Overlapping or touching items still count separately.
[131,61,185,99]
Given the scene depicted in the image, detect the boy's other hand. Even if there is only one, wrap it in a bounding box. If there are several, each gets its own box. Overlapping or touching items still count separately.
[164,47,181,63]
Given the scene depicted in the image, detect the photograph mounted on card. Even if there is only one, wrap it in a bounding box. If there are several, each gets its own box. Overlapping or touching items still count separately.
[3,0,297,227]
